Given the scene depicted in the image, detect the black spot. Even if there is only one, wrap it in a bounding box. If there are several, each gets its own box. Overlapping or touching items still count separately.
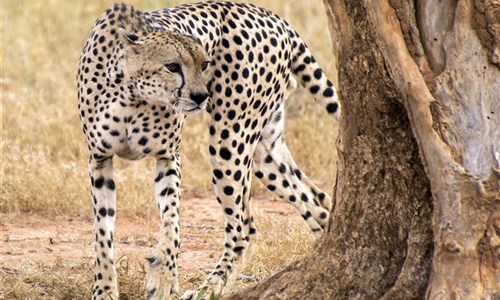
[231,71,239,80]
[214,113,222,121]
[265,72,273,82]
[314,68,322,79]
[270,37,278,47]
[323,88,335,97]
[224,186,234,196]
[101,140,112,149]
[228,19,237,29]
[294,64,306,73]
[319,212,328,219]
[106,179,115,190]
[138,136,148,146]
[225,87,232,97]
[253,100,261,109]
[213,169,223,179]
[98,207,107,217]
[236,50,244,60]
[242,68,250,78]
[233,123,241,133]
[237,143,245,154]
[221,129,230,139]
[310,85,320,94]
[162,187,176,197]
[319,193,326,201]
[233,35,243,45]
[219,147,232,160]
[94,176,105,189]
[209,145,216,155]
[224,207,234,215]
[235,84,244,94]
[326,102,339,113]
[301,193,309,202]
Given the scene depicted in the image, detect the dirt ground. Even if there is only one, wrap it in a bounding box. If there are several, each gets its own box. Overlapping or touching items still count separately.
[1,194,300,296]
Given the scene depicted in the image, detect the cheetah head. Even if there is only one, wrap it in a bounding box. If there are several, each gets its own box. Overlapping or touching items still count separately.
[119,29,211,114]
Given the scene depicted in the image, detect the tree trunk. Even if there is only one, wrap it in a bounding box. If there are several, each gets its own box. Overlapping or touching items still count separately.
[227,0,499,299]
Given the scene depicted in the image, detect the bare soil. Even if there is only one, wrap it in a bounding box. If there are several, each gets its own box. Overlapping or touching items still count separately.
[1,194,298,293]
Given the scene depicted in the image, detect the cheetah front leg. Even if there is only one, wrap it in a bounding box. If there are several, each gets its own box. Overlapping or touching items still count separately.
[146,155,182,300]
[182,134,257,300]
[89,156,119,300]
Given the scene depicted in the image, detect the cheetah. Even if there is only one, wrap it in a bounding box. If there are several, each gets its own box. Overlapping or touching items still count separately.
[77,2,340,299]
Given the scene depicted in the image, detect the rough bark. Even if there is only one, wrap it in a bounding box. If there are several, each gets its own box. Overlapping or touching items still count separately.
[367,0,500,298]
[227,1,434,299]
[226,0,500,299]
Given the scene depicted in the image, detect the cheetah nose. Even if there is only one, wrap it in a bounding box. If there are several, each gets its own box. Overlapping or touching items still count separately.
[190,92,210,105]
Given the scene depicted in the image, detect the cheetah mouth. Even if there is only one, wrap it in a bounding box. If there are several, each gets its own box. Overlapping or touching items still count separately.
[182,105,205,115]
[172,97,206,115]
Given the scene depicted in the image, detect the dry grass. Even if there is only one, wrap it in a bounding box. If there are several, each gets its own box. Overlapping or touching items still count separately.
[1,256,147,299]
[1,212,312,299]
[1,0,337,299]
[241,212,314,278]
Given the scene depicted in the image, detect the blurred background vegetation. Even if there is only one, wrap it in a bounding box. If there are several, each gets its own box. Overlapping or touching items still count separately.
[1,0,338,215]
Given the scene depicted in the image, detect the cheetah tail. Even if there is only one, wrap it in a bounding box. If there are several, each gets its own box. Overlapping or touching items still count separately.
[290,37,341,120]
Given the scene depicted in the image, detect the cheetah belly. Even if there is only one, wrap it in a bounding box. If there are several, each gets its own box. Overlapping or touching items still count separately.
[115,143,147,161]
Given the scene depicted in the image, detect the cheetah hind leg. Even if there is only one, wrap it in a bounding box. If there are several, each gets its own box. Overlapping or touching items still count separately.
[253,105,332,238]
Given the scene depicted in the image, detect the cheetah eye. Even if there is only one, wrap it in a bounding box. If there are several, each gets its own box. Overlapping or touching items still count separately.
[202,61,210,71]
[165,63,181,73]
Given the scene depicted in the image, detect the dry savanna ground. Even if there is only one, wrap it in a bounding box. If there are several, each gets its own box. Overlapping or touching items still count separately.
[1,0,338,299]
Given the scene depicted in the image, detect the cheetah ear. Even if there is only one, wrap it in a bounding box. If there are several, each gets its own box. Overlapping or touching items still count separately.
[118,28,144,45]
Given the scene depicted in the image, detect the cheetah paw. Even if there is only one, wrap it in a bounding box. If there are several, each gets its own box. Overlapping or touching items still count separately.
[179,286,214,300]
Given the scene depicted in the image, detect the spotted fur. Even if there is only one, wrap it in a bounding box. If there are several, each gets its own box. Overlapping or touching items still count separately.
[77,2,340,299]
